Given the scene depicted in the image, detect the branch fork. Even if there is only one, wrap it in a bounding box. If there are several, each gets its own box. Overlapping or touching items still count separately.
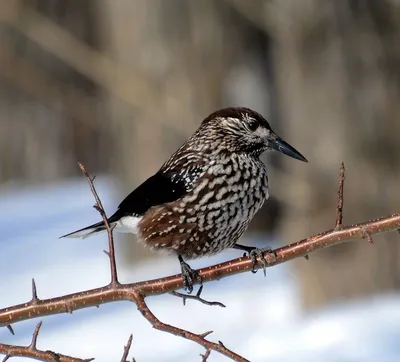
[1,162,400,361]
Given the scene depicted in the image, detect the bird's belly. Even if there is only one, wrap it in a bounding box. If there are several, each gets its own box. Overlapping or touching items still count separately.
[202,187,268,253]
[138,166,269,259]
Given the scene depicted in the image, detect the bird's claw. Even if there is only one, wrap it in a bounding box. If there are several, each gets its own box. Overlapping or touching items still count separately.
[249,247,276,276]
[180,259,202,294]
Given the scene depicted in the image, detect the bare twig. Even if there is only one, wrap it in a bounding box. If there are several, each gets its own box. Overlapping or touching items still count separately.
[135,295,248,362]
[200,349,211,361]
[361,227,374,244]
[120,334,134,362]
[0,322,93,362]
[171,285,226,308]
[335,162,345,229]
[78,162,119,285]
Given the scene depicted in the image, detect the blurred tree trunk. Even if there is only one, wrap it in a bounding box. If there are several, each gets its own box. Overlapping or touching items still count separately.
[0,0,108,182]
[269,0,400,309]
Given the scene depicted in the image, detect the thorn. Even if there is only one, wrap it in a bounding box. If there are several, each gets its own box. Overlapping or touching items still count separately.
[30,321,42,349]
[6,325,14,335]
[361,228,374,244]
[218,340,227,348]
[200,349,211,361]
[304,254,309,260]
[93,205,102,213]
[199,330,213,338]
[65,302,74,314]
[90,175,96,182]
[31,278,38,302]
[397,229,400,236]
[103,250,110,256]
[335,162,345,229]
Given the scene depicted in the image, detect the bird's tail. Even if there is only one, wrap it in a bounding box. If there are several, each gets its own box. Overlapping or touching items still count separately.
[60,220,112,239]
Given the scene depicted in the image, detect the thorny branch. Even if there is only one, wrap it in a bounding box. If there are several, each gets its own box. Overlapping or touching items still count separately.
[171,285,226,308]
[1,162,400,361]
[78,162,118,285]
[120,334,135,362]
[0,322,94,362]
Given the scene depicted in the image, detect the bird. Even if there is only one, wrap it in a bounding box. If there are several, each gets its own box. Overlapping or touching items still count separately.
[61,107,307,292]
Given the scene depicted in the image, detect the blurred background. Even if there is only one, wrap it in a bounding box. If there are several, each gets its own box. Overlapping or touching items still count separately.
[1,1,400,361]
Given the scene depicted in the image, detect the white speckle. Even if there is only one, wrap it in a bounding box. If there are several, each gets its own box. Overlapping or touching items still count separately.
[216,187,228,200]
[199,191,214,205]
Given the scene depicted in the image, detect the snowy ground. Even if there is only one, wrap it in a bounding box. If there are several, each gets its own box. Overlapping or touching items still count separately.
[0,179,399,362]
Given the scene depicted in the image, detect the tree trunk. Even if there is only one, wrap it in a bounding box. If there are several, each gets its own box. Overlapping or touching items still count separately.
[270,0,400,309]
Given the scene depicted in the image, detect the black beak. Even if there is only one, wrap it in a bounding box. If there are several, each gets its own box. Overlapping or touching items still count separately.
[270,135,308,162]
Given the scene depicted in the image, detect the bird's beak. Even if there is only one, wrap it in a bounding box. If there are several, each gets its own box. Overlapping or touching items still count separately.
[269,134,308,162]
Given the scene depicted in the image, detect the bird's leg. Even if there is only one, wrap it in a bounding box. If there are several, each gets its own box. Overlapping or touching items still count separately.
[233,244,276,276]
[178,255,202,294]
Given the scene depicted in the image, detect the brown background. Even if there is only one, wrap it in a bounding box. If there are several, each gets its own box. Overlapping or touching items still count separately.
[0,0,399,310]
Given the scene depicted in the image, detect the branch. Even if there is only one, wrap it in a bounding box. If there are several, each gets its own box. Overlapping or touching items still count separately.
[335,161,345,229]
[0,322,94,362]
[120,334,135,362]
[135,294,247,361]
[78,163,118,285]
[2,163,400,361]
[200,349,211,361]
[171,286,226,308]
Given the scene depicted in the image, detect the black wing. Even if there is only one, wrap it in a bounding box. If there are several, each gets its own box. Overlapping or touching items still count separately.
[109,171,188,221]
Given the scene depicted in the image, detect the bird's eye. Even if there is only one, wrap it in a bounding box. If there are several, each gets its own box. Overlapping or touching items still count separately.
[248,118,259,131]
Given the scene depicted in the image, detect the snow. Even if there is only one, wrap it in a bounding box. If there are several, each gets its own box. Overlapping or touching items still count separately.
[0,179,399,361]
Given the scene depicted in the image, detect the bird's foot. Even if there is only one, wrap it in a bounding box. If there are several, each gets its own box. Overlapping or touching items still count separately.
[178,255,202,294]
[248,247,276,276]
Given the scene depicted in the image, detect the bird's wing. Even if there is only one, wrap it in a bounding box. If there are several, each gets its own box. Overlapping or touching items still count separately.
[113,164,205,219]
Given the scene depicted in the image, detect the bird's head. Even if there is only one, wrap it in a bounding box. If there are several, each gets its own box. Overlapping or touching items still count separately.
[197,107,308,162]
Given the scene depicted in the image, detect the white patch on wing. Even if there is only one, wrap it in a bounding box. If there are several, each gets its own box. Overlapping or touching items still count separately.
[115,216,141,234]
